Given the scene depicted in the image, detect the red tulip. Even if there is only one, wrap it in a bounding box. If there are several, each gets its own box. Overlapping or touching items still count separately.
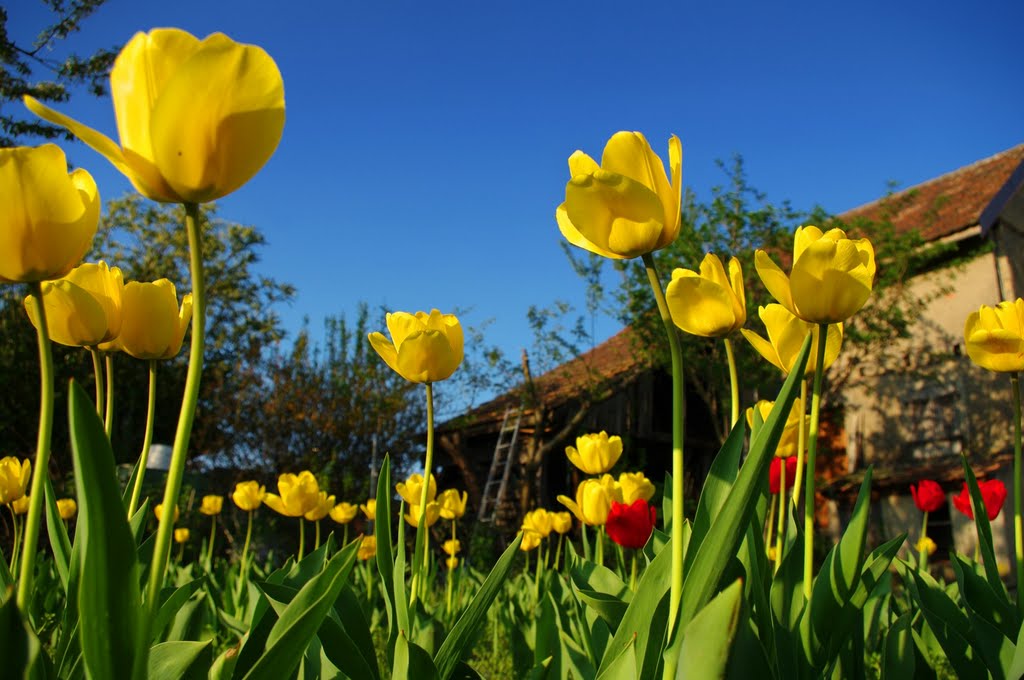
[769,457,799,494]
[910,480,946,513]
[605,499,656,549]
[953,479,1007,521]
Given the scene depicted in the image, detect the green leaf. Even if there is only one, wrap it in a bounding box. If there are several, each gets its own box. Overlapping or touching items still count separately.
[568,557,631,633]
[962,457,1010,598]
[395,630,440,680]
[43,474,72,590]
[394,502,411,642]
[67,380,140,680]
[596,631,638,680]
[332,585,380,679]
[677,579,744,679]
[129,498,151,546]
[208,642,240,680]
[685,419,745,573]
[319,615,379,680]
[434,533,523,680]
[950,552,1018,640]
[881,612,915,680]
[1004,619,1024,680]
[951,555,1015,678]
[147,640,212,680]
[152,578,205,642]
[0,595,29,677]
[375,455,398,653]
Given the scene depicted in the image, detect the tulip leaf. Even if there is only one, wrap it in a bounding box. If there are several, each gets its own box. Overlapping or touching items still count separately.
[121,455,143,507]
[434,532,523,680]
[129,497,152,546]
[676,578,744,679]
[1005,620,1024,680]
[375,454,398,653]
[685,418,745,573]
[0,542,12,598]
[147,640,212,680]
[882,612,915,679]
[0,595,30,677]
[951,554,1017,677]
[209,642,240,680]
[596,631,638,680]
[394,501,411,640]
[569,557,631,633]
[152,578,206,642]
[961,456,1009,599]
[43,474,72,591]
[332,585,380,679]
[395,629,440,680]
[241,538,360,680]
[67,380,140,680]
[318,613,379,680]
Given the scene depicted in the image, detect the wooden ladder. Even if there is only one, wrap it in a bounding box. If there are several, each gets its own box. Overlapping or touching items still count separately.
[477,407,522,523]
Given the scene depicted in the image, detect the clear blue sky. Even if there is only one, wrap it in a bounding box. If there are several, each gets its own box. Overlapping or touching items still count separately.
[11,0,1024,405]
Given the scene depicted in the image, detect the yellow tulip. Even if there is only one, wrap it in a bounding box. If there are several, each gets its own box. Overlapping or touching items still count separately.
[304,491,336,522]
[915,536,937,556]
[404,501,441,528]
[173,528,190,544]
[557,474,622,526]
[552,511,573,535]
[12,495,30,515]
[154,503,179,522]
[618,472,655,504]
[358,535,377,561]
[25,29,284,204]
[25,261,124,347]
[964,299,1024,372]
[442,539,461,556]
[665,254,746,337]
[0,457,31,504]
[520,531,542,552]
[264,471,320,518]
[396,473,437,506]
[118,279,193,360]
[0,145,99,283]
[199,495,223,516]
[57,498,77,520]
[329,502,359,524]
[360,499,376,520]
[368,310,464,383]
[438,489,468,520]
[746,400,806,458]
[565,431,623,475]
[740,304,843,377]
[232,481,266,512]
[755,226,875,324]
[522,508,553,538]
[557,131,682,259]
[446,556,459,569]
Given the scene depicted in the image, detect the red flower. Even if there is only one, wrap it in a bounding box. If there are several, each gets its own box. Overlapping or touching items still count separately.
[952,479,1007,521]
[910,479,946,513]
[769,457,799,494]
[605,499,656,549]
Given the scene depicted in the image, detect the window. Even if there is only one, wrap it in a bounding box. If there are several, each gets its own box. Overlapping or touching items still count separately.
[901,386,964,460]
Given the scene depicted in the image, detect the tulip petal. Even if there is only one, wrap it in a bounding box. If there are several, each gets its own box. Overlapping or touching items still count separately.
[666,271,740,337]
[26,280,108,347]
[120,280,177,359]
[556,494,584,524]
[564,171,664,258]
[754,250,796,314]
[150,33,285,203]
[556,204,627,260]
[23,97,132,180]
[567,150,599,177]
[790,238,874,323]
[727,257,746,322]
[368,331,401,376]
[741,328,786,374]
[385,312,422,349]
[396,329,457,383]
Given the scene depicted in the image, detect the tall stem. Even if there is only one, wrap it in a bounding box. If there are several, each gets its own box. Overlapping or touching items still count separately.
[140,202,206,644]
[89,347,104,419]
[17,283,55,610]
[207,515,217,565]
[791,380,808,507]
[724,337,740,427]
[1012,373,1023,613]
[298,518,305,560]
[104,353,115,438]
[241,510,253,576]
[128,361,158,517]
[8,505,20,573]
[802,323,828,601]
[315,519,321,550]
[918,511,929,573]
[641,253,685,643]
[775,461,787,574]
[417,383,436,597]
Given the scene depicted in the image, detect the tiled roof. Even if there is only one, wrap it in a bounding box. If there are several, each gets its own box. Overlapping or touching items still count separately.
[839,144,1024,241]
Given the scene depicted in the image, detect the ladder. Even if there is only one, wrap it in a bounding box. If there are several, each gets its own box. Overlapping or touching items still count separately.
[477,407,522,523]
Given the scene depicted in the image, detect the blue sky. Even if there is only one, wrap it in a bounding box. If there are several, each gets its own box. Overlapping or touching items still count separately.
[11,0,1024,405]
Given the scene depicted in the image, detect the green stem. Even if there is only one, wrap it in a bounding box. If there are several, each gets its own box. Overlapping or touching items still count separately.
[298,518,305,560]
[89,347,104,419]
[775,460,787,575]
[343,524,348,547]
[641,253,685,644]
[596,526,605,566]
[315,519,321,550]
[765,491,777,557]
[555,534,564,571]
[128,360,158,517]
[918,511,929,573]
[533,541,542,606]
[17,282,55,611]
[140,203,206,659]
[207,515,216,565]
[791,380,808,507]
[630,552,638,592]
[416,383,436,601]
[802,323,829,601]
[8,505,20,573]
[104,353,114,438]
[1012,373,1023,613]
[724,337,740,427]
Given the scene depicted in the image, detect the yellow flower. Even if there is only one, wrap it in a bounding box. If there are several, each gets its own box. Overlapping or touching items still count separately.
[154,503,180,522]
[0,145,99,283]
[746,400,806,458]
[755,226,875,324]
[368,310,464,384]
[264,471,320,518]
[557,131,682,259]
[173,528,190,544]
[358,536,377,561]
[360,499,376,520]
[552,511,573,535]
[25,261,124,347]
[232,481,266,512]
[520,531,542,552]
[395,473,437,506]
[12,495,30,515]
[740,305,843,377]
[446,556,459,569]
[329,502,358,524]
[557,475,622,526]
[443,539,461,556]
[565,432,623,475]
[57,498,77,520]
[303,491,336,522]
[438,489,468,520]
[522,508,553,538]
[0,457,31,505]
[404,501,441,528]
[618,472,655,504]
[964,299,1024,372]
[665,254,746,337]
[915,536,937,557]
[117,279,193,360]
[25,29,284,204]
[199,495,223,516]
